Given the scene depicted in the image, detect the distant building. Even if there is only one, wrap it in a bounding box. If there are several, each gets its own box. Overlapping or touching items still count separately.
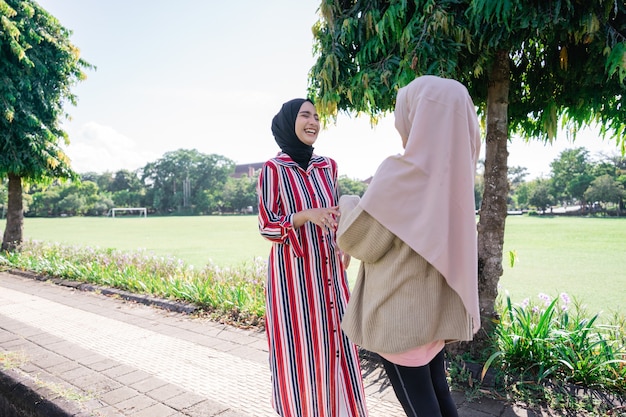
[232,162,264,178]
[233,163,373,186]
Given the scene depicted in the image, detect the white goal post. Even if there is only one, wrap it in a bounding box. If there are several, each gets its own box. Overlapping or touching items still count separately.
[108,207,147,218]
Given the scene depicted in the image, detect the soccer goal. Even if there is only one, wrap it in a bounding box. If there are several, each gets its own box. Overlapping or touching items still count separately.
[107,207,147,218]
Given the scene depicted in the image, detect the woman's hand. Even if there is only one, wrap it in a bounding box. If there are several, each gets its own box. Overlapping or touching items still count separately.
[293,206,340,230]
[342,251,351,269]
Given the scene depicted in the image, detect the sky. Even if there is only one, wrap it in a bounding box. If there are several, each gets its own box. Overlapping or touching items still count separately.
[35,0,624,181]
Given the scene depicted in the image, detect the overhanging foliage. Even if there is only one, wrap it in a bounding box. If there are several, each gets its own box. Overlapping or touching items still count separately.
[310,0,626,148]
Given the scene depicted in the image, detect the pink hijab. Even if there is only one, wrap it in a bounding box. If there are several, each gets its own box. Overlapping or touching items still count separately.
[360,75,482,333]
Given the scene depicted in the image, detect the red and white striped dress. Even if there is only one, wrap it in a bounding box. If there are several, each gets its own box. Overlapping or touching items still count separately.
[257,153,368,417]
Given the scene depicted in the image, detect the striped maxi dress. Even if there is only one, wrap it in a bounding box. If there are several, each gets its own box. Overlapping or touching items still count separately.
[257,153,368,417]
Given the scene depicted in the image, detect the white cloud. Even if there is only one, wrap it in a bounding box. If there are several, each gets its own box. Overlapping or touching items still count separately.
[63,122,159,174]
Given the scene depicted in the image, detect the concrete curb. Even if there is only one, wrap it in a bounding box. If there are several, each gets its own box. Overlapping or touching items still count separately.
[6,268,198,315]
[0,367,86,417]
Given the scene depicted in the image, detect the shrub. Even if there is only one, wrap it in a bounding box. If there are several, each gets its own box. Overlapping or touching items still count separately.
[484,293,626,397]
[0,240,267,327]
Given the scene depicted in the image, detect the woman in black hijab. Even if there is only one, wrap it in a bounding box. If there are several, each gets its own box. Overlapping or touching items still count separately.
[257,98,368,417]
[271,98,314,171]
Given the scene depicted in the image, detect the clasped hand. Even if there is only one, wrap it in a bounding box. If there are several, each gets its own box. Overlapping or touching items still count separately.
[310,206,340,230]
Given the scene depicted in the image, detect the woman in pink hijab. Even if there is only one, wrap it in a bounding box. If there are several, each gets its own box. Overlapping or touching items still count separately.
[336,75,481,417]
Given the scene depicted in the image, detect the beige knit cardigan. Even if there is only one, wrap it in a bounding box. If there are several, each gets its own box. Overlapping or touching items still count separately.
[337,197,474,354]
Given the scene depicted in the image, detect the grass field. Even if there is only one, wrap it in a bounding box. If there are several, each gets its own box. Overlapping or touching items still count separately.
[499,215,626,318]
[4,216,271,268]
[1,215,624,317]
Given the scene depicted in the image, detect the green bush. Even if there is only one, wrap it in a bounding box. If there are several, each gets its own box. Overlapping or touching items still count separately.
[0,240,266,327]
[483,293,625,398]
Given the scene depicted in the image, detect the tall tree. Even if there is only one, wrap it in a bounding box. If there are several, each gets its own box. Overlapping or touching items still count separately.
[550,147,594,207]
[0,0,91,250]
[221,174,258,214]
[338,175,368,197]
[584,174,625,214]
[528,179,555,214]
[141,149,234,214]
[507,166,528,209]
[309,0,626,356]
[109,169,143,193]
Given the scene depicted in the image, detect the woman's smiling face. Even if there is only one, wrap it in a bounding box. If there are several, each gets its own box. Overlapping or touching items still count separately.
[294,101,320,146]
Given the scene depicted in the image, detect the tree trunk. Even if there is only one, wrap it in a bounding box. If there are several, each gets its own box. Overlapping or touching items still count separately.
[451,50,510,359]
[1,174,24,252]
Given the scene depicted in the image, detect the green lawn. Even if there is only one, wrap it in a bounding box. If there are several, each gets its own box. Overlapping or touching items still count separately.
[1,215,624,316]
[499,215,626,318]
[4,216,271,268]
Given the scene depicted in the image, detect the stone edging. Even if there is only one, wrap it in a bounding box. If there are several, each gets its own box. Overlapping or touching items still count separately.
[6,268,198,315]
[0,358,89,417]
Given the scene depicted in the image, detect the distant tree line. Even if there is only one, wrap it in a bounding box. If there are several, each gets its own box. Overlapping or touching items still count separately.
[0,148,372,218]
[0,149,251,217]
[0,146,623,218]
[476,147,626,216]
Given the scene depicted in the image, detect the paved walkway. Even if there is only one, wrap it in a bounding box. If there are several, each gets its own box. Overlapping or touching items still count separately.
[0,270,545,417]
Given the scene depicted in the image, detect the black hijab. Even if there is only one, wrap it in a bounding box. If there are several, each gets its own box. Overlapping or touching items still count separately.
[271,98,314,171]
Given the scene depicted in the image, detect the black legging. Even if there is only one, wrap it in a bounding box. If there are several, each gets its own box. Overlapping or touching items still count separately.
[380,348,458,417]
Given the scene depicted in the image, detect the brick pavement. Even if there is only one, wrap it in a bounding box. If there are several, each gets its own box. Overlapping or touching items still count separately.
[0,270,542,416]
